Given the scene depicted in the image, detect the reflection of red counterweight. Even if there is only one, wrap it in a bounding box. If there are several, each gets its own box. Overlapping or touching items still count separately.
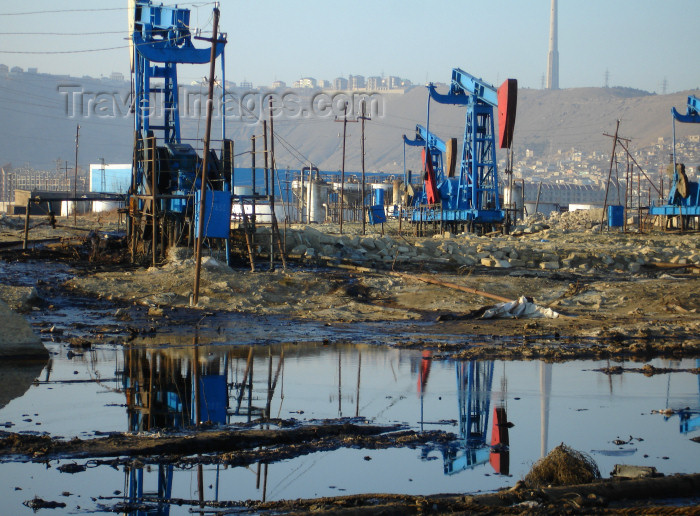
[417,350,432,394]
[490,406,510,475]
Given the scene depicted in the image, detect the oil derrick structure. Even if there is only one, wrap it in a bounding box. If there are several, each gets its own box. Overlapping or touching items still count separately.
[409,68,517,234]
[403,124,457,187]
[128,1,230,262]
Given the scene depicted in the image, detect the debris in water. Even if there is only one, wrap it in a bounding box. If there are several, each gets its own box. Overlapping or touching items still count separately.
[58,463,87,473]
[23,497,67,510]
[611,464,661,479]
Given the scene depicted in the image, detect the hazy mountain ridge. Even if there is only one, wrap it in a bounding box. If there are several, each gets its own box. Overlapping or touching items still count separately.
[1,71,697,175]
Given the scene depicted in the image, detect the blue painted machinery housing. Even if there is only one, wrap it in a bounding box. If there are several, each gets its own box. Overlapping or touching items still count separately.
[649,95,700,218]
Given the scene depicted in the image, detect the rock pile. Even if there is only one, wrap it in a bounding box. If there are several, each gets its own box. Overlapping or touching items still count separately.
[247,213,700,274]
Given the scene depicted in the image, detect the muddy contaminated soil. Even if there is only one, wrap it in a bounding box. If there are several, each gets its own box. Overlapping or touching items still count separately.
[40,209,700,361]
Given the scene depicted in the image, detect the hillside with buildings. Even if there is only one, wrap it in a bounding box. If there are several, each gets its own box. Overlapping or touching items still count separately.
[1,67,698,206]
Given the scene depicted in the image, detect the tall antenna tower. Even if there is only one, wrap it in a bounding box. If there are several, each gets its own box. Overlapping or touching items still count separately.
[604,69,610,88]
[546,0,559,89]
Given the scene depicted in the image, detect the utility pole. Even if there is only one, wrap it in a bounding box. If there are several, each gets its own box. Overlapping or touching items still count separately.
[358,101,371,235]
[74,124,80,225]
[339,103,348,234]
[263,119,272,268]
[601,120,621,232]
[193,5,220,306]
[268,96,277,270]
[335,102,357,234]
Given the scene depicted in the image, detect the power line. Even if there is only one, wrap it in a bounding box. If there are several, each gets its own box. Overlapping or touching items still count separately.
[0,3,215,16]
[0,7,126,15]
[0,31,126,36]
[0,18,223,55]
[0,46,125,55]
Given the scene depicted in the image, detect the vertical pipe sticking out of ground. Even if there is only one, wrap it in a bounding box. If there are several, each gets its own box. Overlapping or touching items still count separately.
[340,102,348,234]
[193,6,220,305]
[22,199,30,250]
[263,120,273,268]
[263,121,269,198]
[74,124,80,227]
[150,137,157,267]
[535,181,542,214]
[300,165,304,223]
[361,102,366,235]
[251,135,256,225]
[269,96,276,269]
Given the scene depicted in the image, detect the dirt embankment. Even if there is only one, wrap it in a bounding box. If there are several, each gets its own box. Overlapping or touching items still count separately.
[52,212,700,358]
[2,210,700,357]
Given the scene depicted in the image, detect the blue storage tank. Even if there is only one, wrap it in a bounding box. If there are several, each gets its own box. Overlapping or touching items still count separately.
[374,188,385,206]
[608,205,624,227]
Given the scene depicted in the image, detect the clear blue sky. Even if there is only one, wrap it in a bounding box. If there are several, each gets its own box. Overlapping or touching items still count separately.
[1,0,698,93]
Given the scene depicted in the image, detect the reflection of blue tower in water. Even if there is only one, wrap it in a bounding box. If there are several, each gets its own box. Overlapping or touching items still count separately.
[128,465,173,516]
[121,343,229,515]
[444,361,495,474]
[671,358,700,435]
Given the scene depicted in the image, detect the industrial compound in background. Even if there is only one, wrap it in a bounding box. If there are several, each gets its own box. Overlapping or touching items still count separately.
[7,1,699,261]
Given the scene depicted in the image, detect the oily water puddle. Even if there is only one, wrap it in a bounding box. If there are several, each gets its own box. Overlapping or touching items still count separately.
[0,261,699,514]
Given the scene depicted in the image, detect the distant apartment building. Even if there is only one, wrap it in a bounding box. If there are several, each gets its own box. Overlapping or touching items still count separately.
[316,79,330,88]
[0,64,8,77]
[10,66,22,74]
[383,76,401,89]
[109,72,125,82]
[271,80,286,89]
[366,76,381,90]
[0,165,81,205]
[239,80,253,89]
[349,75,365,90]
[27,67,38,74]
[293,77,316,89]
[333,77,348,90]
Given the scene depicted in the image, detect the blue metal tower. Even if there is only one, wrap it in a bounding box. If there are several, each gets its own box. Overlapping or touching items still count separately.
[409,69,517,231]
[129,1,230,259]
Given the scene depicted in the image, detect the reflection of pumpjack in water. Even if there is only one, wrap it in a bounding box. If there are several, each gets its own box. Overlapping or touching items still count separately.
[122,347,229,432]
[121,347,227,516]
[664,359,700,435]
[120,346,284,513]
[420,358,510,475]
